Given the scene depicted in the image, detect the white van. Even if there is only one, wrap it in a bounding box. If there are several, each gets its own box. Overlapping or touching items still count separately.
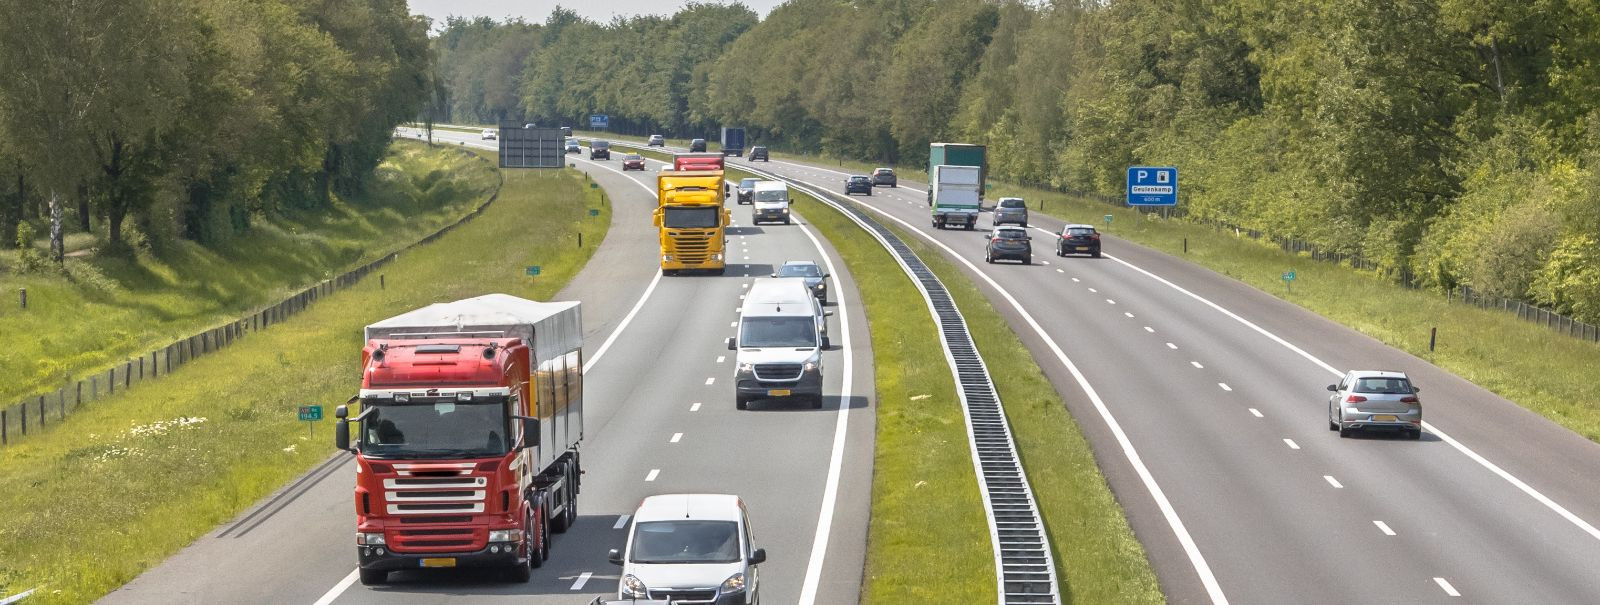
[750,181,791,224]
[726,278,829,410]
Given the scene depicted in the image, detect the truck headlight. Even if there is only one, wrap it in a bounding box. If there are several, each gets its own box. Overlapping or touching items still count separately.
[662,254,674,262]
[489,529,523,543]
[712,253,723,261]
[720,572,747,593]
[622,574,648,596]
[356,532,385,545]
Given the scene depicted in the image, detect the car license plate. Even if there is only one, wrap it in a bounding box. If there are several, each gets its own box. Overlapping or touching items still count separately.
[420,558,456,568]
[1373,415,1397,422]
[768,389,791,397]
[1075,246,1089,250]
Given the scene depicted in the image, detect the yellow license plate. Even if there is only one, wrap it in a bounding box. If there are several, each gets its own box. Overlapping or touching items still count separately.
[1373,415,1397,422]
[420,558,457,568]
[768,389,792,397]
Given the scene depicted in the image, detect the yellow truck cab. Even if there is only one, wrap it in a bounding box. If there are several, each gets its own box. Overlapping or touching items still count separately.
[655,170,732,275]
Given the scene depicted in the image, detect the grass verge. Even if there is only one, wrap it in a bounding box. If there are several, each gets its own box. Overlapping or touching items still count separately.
[736,162,1162,602]
[0,149,609,603]
[0,141,496,406]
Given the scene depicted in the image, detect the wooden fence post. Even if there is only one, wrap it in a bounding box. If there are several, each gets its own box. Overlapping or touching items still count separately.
[109,367,116,394]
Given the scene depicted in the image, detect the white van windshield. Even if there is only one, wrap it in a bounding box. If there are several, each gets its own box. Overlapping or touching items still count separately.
[739,316,817,348]
[754,190,788,203]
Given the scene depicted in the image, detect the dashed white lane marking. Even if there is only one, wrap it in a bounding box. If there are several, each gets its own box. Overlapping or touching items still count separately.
[645,469,660,482]
[613,514,631,529]
[1218,382,1232,391]
[1283,439,1300,450]
[1071,277,1080,282]
[690,402,702,412]
[739,294,745,299]
[1191,361,1204,368]
[742,283,749,289]
[1324,475,1344,488]
[570,572,593,590]
[717,356,726,363]
[1249,408,1264,418]
[1125,312,1135,318]
[1374,520,1396,536]
[730,321,737,327]
[1088,287,1098,293]
[1167,343,1179,350]
[670,433,683,443]
[705,377,715,385]
[1041,260,1050,265]
[1144,326,1156,333]
[1106,299,1117,305]
[1434,578,1460,597]
[1056,269,1064,273]
[744,256,750,260]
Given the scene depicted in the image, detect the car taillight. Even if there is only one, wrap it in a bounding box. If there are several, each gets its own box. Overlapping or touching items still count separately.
[1345,395,1367,403]
[1091,234,1101,240]
[1400,396,1419,403]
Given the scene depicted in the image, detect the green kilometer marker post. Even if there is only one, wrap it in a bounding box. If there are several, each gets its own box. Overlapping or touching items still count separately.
[299,404,322,438]
[1282,270,1296,292]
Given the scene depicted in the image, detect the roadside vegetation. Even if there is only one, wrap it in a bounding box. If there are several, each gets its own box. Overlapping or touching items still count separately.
[733,164,1161,602]
[0,141,494,407]
[0,151,609,604]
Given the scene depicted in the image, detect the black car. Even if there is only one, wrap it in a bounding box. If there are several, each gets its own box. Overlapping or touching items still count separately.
[871,168,897,187]
[736,178,758,205]
[1057,224,1101,257]
[690,138,708,152]
[749,146,769,161]
[589,140,611,160]
[986,227,1033,264]
[845,175,873,196]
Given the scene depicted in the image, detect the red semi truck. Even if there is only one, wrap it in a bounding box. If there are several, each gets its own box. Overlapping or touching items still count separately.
[334,294,584,585]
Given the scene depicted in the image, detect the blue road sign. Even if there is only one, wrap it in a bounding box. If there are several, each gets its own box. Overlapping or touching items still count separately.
[589,114,609,128]
[1127,166,1178,206]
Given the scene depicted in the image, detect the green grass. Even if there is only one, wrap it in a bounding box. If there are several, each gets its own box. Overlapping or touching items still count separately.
[0,141,497,407]
[738,163,1160,602]
[0,150,609,604]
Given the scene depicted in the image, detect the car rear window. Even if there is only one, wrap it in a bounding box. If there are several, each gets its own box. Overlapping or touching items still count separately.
[996,229,1027,239]
[875,169,893,175]
[851,176,869,182]
[1066,228,1096,236]
[1354,377,1413,394]
[999,200,1025,208]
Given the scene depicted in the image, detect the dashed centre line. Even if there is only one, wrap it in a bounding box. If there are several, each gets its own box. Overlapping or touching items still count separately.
[1056,269,1064,273]
[1071,277,1081,283]
[1249,408,1264,418]
[1125,312,1135,318]
[1106,299,1117,305]
[1218,382,1232,391]
[569,572,593,590]
[1144,326,1156,333]
[613,514,631,529]
[1088,287,1099,293]
[1374,520,1396,536]
[670,433,683,443]
[1283,438,1300,450]
[1434,578,1461,597]
[1167,343,1179,350]
[1324,475,1344,488]
[690,402,702,412]
[1191,361,1204,368]
[644,469,660,482]
[705,377,716,385]
[717,356,726,363]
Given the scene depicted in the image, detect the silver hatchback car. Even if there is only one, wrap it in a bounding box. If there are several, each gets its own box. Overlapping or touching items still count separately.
[993,197,1028,226]
[1327,370,1422,439]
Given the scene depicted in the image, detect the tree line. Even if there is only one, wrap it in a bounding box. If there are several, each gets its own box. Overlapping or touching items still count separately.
[434,0,1600,322]
[0,0,432,260]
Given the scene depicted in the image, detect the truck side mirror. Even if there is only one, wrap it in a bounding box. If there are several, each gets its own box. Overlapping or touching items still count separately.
[516,416,540,450]
[652,209,662,228]
[726,337,737,350]
[334,404,352,453]
[608,549,624,566]
[748,548,767,565]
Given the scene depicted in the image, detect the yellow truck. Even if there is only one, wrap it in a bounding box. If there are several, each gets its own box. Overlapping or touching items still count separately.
[655,170,731,275]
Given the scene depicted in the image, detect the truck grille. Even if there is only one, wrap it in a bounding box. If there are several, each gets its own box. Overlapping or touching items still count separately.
[670,232,714,263]
[385,463,488,515]
[753,363,803,381]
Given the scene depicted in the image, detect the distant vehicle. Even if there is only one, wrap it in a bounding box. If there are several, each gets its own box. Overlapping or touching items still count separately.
[481,128,497,140]
[609,494,765,604]
[993,197,1028,227]
[774,260,828,304]
[871,168,896,187]
[622,154,646,171]
[565,140,581,154]
[728,278,830,409]
[647,134,665,146]
[690,138,708,152]
[590,140,611,160]
[673,152,724,172]
[1057,224,1100,257]
[844,175,873,196]
[720,127,746,157]
[930,165,980,229]
[750,181,791,225]
[736,178,758,205]
[560,126,572,136]
[985,226,1032,264]
[748,146,769,162]
[523,123,536,129]
[1328,371,1423,439]
[927,143,987,203]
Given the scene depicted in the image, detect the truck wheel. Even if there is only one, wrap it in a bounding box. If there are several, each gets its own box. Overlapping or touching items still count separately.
[551,465,576,533]
[358,568,388,586]
[527,506,547,568]
[736,395,751,411]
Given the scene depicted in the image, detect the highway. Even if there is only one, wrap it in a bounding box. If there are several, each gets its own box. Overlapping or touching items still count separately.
[100,131,876,605]
[639,143,1600,603]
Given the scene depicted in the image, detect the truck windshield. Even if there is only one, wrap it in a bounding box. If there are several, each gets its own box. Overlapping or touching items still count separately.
[739,316,817,348]
[754,190,788,203]
[630,521,741,564]
[360,399,509,458]
[663,206,720,228]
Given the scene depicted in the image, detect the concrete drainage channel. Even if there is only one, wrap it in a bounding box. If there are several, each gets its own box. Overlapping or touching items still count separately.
[717,151,1061,604]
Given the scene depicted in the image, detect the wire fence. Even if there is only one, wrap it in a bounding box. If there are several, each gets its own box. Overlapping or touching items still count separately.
[2,147,504,447]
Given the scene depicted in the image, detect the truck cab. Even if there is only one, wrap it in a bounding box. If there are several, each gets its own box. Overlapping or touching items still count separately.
[656,170,732,274]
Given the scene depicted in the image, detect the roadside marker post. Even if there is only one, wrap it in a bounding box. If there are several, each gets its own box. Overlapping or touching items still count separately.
[1282,270,1296,293]
[1103,214,1113,229]
[298,405,323,438]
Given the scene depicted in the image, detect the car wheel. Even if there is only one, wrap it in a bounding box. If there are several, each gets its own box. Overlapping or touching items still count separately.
[1056,247,1065,257]
[1328,415,1338,431]
[1023,256,1032,265]
[1091,249,1102,258]
[985,253,993,264]
[358,568,388,586]
[1409,429,1423,440]
[736,395,751,411]
[811,395,824,410]
[784,218,791,225]
[1338,425,1352,438]
[821,335,831,349]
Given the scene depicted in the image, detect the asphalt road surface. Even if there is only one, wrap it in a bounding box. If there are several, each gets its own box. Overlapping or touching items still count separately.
[646,142,1600,604]
[100,130,875,605]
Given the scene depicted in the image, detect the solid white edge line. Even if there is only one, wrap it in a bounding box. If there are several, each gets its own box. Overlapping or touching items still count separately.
[585,271,664,374]
[1434,577,1461,597]
[613,514,631,529]
[310,569,358,605]
[793,220,856,605]
[1100,252,1600,544]
[1374,520,1396,536]
[570,571,594,590]
[748,165,1228,604]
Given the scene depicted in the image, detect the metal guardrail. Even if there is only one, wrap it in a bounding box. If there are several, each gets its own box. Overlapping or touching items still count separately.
[728,157,1060,603]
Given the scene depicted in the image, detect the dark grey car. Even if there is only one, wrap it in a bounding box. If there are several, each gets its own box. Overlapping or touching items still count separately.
[736,178,758,205]
[774,260,829,304]
[984,227,1032,264]
[993,197,1028,227]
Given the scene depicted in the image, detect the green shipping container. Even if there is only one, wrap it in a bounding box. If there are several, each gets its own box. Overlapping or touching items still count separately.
[928,143,988,199]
